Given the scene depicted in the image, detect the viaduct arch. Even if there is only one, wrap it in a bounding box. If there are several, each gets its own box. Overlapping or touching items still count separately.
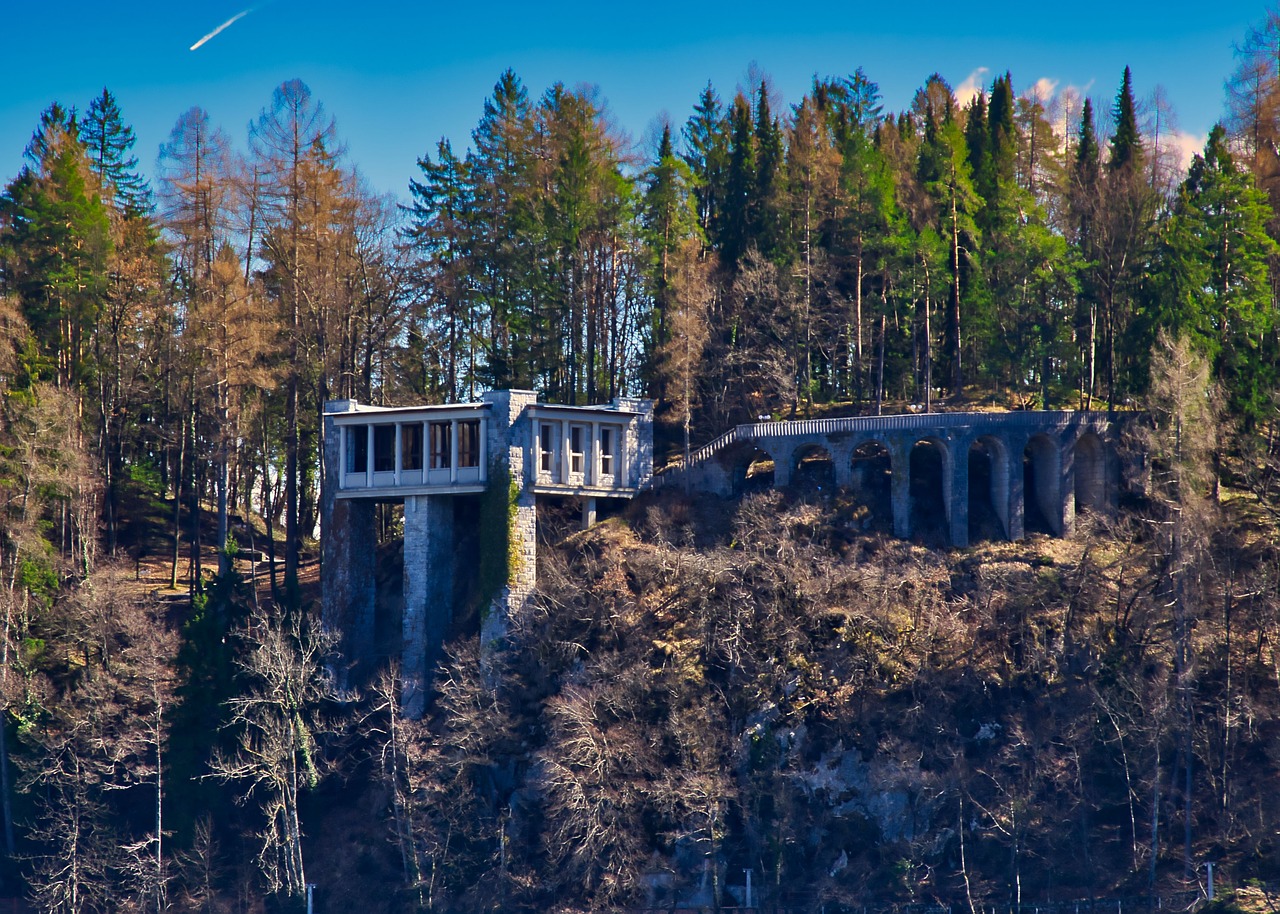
[661,410,1127,548]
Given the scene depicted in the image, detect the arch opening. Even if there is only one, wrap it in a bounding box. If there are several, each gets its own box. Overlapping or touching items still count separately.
[968,437,1007,542]
[1074,433,1107,515]
[910,438,949,545]
[850,441,893,533]
[792,444,835,492]
[1022,434,1060,536]
[724,441,775,495]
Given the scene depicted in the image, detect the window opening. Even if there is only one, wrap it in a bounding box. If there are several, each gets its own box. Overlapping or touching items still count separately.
[373,425,395,472]
[600,427,614,475]
[430,422,452,470]
[540,423,555,473]
[458,420,481,468]
[345,426,367,474]
[402,423,424,471]
[570,425,584,474]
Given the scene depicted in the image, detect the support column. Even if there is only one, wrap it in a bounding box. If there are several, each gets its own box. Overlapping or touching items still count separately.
[449,419,459,484]
[833,443,854,489]
[1061,431,1077,537]
[989,441,1011,539]
[949,439,969,548]
[401,494,454,719]
[582,496,597,529]
[773,444,792,488]
[1007,434,1026,541]
[891,440,911,539]
[321,409,377,688]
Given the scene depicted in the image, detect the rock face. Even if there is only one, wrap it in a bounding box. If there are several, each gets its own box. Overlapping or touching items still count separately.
[798,743,935,844]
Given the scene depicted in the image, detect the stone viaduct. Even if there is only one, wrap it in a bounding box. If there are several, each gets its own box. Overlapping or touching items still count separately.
[659,409,1131,548]
[320,393,1131,713]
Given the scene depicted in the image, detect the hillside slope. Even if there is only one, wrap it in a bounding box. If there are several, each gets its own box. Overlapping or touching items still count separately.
[378,484,1280,913]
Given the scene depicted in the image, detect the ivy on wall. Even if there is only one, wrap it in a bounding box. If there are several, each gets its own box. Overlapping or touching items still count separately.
[476,458,521,616]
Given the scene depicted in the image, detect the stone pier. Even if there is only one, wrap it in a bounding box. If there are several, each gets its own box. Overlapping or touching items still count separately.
[401,495,454,718]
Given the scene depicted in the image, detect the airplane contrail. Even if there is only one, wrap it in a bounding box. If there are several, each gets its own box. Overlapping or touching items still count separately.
[190,8,253,51]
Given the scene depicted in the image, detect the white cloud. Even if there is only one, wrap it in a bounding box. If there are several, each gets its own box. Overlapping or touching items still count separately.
[1030,77,1059,104]
[1166,130,1207,173]
[954,68,990,107]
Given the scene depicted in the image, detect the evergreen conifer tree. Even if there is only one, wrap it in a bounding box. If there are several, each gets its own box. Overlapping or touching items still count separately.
[1146,125,1278,423]
[720,93,756,267]
[1109,66,1143,173]
[643,124,702,359]
[753,82,785,260]
[82,88,151,215]
[964,92,989,197]
[1072,97,1104,406]
[1,105,111,393]
[682,84,728,246]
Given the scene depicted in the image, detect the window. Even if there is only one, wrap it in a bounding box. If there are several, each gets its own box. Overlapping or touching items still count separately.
[540,423,555,473]
[402,423,424,471]
[458,420,481,468]
[373,425,396,472]
[429,422,451,469]
[345,426,367,473]
[600,427,614,475]
[570,425,584,474]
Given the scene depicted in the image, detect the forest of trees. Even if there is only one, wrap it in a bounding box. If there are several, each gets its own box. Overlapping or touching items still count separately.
[8,13,1280,911]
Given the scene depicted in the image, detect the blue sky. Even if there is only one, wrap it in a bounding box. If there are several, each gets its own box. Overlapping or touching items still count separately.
[0,1,1269,204]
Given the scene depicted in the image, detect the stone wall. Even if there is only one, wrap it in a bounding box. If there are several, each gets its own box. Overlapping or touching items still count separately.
[615,396,655,488]
[320,409,376,688]
[481,390,539,649]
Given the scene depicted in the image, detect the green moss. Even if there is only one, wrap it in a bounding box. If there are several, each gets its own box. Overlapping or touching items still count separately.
[477,459,521,614]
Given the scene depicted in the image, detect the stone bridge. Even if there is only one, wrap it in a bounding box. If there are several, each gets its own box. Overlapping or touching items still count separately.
[659,410,1134,548]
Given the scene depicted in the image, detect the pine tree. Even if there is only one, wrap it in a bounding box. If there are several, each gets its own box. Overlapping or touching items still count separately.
[82,88,151,215]
[249,79,345,607]
[467,69,537,389]
[1146,125,1278,424]
[786,94,839,407]
[23,102,76,167]
[752,81,785,260]
[964,92,989,196]
[719,93,756,267]
[407,139,476,400]
[682,84,728,245]
[1071,98,1104,406]
[642,124,702,365]
[818,68,883,148]
[1109,66,1143,174]
[817,73,895,403]
[1,106,112,394]
[916,83,981,399]
[982,73,1017,214]
[1098,67,1157,407]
